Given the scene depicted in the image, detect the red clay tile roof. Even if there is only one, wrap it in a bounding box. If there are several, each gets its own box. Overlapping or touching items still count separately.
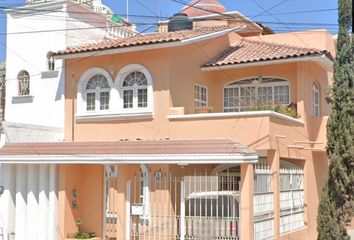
[202,38,334,67]
[53,25,244,56]
[0,139,256,156]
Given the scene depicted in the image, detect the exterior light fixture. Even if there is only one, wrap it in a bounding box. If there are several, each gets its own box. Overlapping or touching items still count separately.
[110,65,115,75]
[72,189,79,197]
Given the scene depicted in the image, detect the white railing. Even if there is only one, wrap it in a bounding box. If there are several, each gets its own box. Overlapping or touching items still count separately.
[105,20,139,39]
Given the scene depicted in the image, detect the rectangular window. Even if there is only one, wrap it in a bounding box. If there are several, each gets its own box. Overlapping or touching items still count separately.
[86,92,95,111]
[195,84,208,111]
[138,89,148,108]
[100,92,109,110]
[123,90,133,109]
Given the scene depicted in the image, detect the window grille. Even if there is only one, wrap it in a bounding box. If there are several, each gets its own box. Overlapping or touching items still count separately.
[18,71,30,96]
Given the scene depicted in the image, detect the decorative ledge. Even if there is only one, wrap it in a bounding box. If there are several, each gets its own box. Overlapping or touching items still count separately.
[76,112,154,122]
[41,70,59,79]
[167,110,305,125]
[12,95,34,104]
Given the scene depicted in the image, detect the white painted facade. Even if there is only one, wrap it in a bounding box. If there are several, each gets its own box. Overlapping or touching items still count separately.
[0,1,139,240]
[4,0,138,141]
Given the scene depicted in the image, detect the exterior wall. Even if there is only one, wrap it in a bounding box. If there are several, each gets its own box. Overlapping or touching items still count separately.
[5,1,109,133]
[60,28,332,240]
[58,164,103,240]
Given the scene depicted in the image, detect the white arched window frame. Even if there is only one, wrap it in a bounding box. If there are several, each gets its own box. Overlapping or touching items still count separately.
[223,77,290,112]
[313,81,320,117]
[115,64,154,114]
[140,164,150,220]
[85,75,110,112]
[77,68,114,116]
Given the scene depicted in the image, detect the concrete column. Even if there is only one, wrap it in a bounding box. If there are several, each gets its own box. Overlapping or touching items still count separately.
[49,164,58,240]
[240,163,254,240]
[269,150,280,238]
[15,164,27,240]
[38,164,49,240]
[0,164,16,240]
[27,165,39,240]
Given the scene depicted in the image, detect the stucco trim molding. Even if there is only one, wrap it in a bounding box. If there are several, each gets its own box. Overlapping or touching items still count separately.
[12,95,34,104]
[76,112,153,122]
[0,154,258,164]
[167,110,305,125]
[41,70,59,79]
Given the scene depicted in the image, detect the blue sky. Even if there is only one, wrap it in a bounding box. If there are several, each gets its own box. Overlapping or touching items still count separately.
[0,0,338,62]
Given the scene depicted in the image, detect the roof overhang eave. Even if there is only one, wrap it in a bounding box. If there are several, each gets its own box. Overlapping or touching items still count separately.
[0,153,258,164]
[201,54,334,72]
[53,25,247,60]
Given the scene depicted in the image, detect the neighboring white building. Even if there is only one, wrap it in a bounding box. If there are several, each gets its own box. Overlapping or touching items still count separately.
[0,1,138,240]
[4,0,138,142]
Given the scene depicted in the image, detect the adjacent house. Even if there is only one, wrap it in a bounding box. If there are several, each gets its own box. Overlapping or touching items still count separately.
[0,1,336,240]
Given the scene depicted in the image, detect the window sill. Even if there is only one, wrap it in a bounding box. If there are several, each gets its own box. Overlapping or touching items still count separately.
[41,70,59,79]
[76,112,153,122]
[12,95,34,104]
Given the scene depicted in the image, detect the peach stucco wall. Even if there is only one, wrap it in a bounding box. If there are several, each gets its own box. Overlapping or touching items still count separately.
[59,28,334,240]
[58,165,103,239]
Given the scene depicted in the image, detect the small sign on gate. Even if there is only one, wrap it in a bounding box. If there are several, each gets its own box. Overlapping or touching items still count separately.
[131,203,144,215]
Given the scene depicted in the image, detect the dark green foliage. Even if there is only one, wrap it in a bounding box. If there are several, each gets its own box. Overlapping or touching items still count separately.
[74,232,95,239]
[317,0,354,239]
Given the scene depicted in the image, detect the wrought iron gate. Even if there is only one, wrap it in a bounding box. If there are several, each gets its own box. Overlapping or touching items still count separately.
[128,171,240,240]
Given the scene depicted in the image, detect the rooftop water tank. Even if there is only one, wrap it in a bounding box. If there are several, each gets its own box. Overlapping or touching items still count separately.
[168,13,193,32]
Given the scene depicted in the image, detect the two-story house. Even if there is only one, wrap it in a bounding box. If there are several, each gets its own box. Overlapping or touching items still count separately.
[0,1,335,240]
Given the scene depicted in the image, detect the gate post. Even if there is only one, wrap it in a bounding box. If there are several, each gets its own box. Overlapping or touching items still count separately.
[126,180,131,240]
[180,180,185,240]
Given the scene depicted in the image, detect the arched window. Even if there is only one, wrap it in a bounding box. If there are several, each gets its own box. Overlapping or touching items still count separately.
[18,71,30,96]
[313,81,320,117]
[223,77,290,112]
[122,71,148,109]
[85,75,110,111]
[116,64,153,114]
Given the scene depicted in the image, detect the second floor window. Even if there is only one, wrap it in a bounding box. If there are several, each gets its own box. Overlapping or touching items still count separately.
[224,77,290,112]
[18,71,30,96]
[86,74,110,111]
[122,71,148,109]
[195,84,208,109]
[313,81,320,117]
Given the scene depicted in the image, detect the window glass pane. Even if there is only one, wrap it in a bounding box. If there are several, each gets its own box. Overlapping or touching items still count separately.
[274,86,289,105]
[87,92,95,111]
[258,86,273,105]
[240,87,256,108]
[86,75,109,90]
[138,89,148,108]
[123,90,133,109]
[123,71,148,87]
[100,92,109,110]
